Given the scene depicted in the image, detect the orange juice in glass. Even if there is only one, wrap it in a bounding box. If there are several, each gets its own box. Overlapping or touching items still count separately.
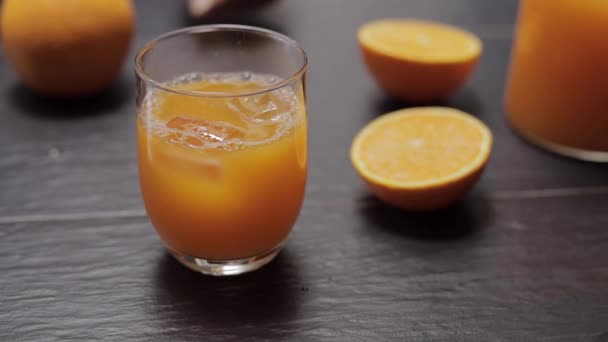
[135,25,308,275]
[505,0,608,161]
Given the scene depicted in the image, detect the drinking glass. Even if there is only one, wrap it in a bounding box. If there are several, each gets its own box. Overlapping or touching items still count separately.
[134,25,308,275]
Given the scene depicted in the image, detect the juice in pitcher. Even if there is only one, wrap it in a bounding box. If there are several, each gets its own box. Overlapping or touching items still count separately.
[505,0,608,161]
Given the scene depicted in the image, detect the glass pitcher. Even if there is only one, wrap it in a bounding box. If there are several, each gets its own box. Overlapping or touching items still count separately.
[504,0,608,162]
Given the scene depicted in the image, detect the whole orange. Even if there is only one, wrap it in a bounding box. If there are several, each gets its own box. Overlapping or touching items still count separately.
[1,0,135,97]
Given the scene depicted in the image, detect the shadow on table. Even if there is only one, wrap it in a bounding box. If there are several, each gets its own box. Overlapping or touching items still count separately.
[370,87,483,118]
[357,191,492,241]
[152,249,301,337]
[7,77,132,120]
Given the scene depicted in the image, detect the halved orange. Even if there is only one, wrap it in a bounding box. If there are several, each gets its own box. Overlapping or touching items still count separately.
[358,19,482,102]
[351,107,492,211]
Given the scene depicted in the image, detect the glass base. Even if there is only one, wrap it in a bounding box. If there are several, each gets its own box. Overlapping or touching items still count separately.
[510,123,608,162]
[169,246,281,276]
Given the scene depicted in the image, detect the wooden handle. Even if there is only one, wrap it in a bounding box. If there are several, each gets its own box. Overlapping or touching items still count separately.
[186,0,278,19]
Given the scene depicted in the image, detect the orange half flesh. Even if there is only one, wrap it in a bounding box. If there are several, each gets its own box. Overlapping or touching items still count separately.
[358,19,482,102]
[351,107,492,210]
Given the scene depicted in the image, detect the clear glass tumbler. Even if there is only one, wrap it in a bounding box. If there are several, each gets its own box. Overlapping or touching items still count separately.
[134,25,308,275]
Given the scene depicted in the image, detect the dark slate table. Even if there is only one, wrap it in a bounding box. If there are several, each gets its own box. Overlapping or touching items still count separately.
[1,1,607,341]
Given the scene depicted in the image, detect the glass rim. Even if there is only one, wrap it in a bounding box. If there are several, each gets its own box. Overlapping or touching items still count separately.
[134,24,308,98]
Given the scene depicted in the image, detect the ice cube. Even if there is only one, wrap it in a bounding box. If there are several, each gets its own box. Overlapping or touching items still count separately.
[184,154,223,180]
[226,89,295,125]
[241,71,252,81]
[159,146,223,180]
[166,116,245,148]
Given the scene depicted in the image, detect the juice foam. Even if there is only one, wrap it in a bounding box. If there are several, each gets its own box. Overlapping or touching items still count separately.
[139,72,302,151]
